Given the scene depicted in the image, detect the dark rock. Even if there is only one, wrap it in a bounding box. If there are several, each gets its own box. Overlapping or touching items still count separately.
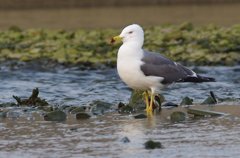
[170,111,186,122]
[118,103,134,114]
[144,140,163,149]
[128,90,146,110]
[69,127,78,132]
[76,112,91,120]
[90,100,112,115]
[201,96,216,104]
[180,97,193,105]
[162,102,178,107]
[201,91,218,105]
[121,137,130,143]
[118,102,125,109]
[44,110,66,121]
[128,90,165,112]
[134,113,147,119]
[70,107,86,114]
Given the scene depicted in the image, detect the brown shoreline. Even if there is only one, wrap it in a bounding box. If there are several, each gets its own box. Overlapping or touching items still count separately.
[0,0,239,10]
[0,4,240,29]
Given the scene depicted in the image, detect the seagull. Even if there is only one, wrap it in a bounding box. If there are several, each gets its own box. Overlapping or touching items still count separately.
[111,24,215,113]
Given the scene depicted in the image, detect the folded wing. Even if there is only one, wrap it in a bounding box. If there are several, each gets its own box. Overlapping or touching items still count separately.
[140,50,215,84]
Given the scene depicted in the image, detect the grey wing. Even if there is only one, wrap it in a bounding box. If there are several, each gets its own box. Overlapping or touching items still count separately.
[141,50,196,84]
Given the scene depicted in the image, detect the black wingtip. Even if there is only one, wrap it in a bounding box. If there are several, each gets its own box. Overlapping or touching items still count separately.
[197,75,216,82]
[177,75,216,83]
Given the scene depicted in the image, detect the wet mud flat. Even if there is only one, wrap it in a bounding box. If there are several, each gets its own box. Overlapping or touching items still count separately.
[0,65,240,157]
[1,105,240,158]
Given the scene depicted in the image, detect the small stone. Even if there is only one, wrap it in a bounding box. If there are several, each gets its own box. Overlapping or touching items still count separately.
[134,113,147,119]
[118,102,125,109]
[162,102,178,107]
[170,111,186,122]
[201,91,218,105]
[69,127,78,132]
[121,137,130,143]
[90,100,112,115]
[44,110,66,121]
[118,104,134,114]
[180,97,193,105]
[201,96,217,104]
[76,112,91,120]
[144,140,163,149]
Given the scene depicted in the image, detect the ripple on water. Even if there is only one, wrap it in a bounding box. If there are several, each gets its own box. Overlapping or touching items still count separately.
[0,66,240,157]
[0,111,240,157]
[0,66,239,105]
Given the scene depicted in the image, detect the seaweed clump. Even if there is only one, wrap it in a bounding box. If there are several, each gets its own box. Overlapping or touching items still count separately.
[0,23,239,68]
[13,88,48,106]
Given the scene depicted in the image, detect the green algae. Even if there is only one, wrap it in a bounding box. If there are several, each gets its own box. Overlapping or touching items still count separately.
[180,96,194,105]
[44,110,67,121]
[170,111,187,122]
[76,112,91,120]
[0,23,239,67]
[128,90,146,111]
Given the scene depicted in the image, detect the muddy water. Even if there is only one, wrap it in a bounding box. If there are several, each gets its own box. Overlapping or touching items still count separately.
[1,107,240,158]
[0,65,240,158]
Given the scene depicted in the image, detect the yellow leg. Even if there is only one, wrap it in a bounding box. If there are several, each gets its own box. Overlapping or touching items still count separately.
[143,91,150,111]
[148,93,154,113]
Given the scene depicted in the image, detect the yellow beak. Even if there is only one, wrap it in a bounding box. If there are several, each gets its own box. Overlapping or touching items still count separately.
[111,35,122,44]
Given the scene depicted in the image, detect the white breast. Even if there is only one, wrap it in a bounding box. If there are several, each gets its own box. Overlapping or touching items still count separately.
[117,45,164,91]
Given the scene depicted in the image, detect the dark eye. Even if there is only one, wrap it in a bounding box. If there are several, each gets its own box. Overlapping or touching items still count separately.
[128,31,133,34]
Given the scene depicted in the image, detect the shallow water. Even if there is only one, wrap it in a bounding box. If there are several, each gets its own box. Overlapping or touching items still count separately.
[0,65,240,158]
[0,65,239,105]
[1,107,240,158]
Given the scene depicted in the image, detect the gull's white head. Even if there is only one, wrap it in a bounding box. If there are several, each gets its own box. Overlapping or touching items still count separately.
[112,24,144,47]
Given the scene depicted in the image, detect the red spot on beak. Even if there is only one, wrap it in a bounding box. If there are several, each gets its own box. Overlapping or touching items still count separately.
[110,38,115,44]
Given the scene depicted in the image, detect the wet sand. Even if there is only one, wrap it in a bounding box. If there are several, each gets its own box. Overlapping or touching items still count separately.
[0,4,240,29]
